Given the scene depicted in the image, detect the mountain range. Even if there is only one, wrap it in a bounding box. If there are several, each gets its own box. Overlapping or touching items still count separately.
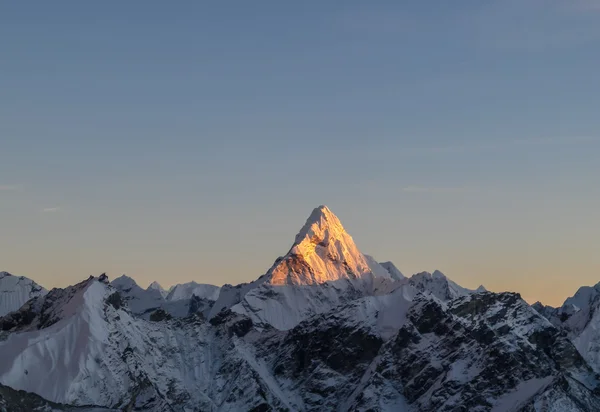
[1,205,600,411]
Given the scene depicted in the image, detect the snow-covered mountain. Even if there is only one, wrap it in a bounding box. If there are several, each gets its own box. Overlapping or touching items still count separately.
[3,205,600,411]
[0,272,47,317]
[220,205,404,330]
[111,275,166,316]
[110,275,213,319]
[166,281,220,302]
[534,281,600,378]
[351,291,600,411]
[408,270,486,301]
[1,273,598,411]
[379,261,405,280]
[212,207,476,331]
[0,276,185,409]
[267,205,391,286]
[147,281,168,299]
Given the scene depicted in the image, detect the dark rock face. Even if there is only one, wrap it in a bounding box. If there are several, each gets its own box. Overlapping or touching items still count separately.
[208,309,255,338]
[282,323,383,376]
[209,308,237,327]
[106,292,123,310]
[0,383,116,411]
[149,308,172,322]
[229,317,253,337]
[187,294,213,317]
[409,299,452,335]
[345,293,600,411]
[0,299,39,331]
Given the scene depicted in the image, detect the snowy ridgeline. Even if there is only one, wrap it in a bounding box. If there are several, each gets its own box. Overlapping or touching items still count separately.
[0,205,600,411]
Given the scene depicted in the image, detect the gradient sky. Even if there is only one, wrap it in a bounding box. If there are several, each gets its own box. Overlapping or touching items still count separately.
[2,1,600,306]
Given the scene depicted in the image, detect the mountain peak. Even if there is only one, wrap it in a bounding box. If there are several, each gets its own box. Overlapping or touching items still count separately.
[112,274,137,287]
[380,261,405,280]
[293,205,345,245]
[291,205,349,257]
[409,271,484,302]
[266,205,388,286]
[148,281,164,291]
[0,276,105,332]
[113,274,136,283]
[0,272,48,317]
[148,281,169,299]
[166,282,220,301]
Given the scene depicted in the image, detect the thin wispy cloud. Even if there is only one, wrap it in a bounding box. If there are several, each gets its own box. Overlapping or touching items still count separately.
[42,207,61,213]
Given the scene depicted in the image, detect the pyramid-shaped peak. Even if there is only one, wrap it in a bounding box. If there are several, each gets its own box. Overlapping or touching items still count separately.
[294,205,346,245]
[313,204,334,216]
[432,270,446,279]
[148,281,164,290]
[263,205,392,286]
[308,205,339,223]
[148,281,169,298]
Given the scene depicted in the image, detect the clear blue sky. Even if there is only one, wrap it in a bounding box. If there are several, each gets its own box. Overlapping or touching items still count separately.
[2,0,600,305]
